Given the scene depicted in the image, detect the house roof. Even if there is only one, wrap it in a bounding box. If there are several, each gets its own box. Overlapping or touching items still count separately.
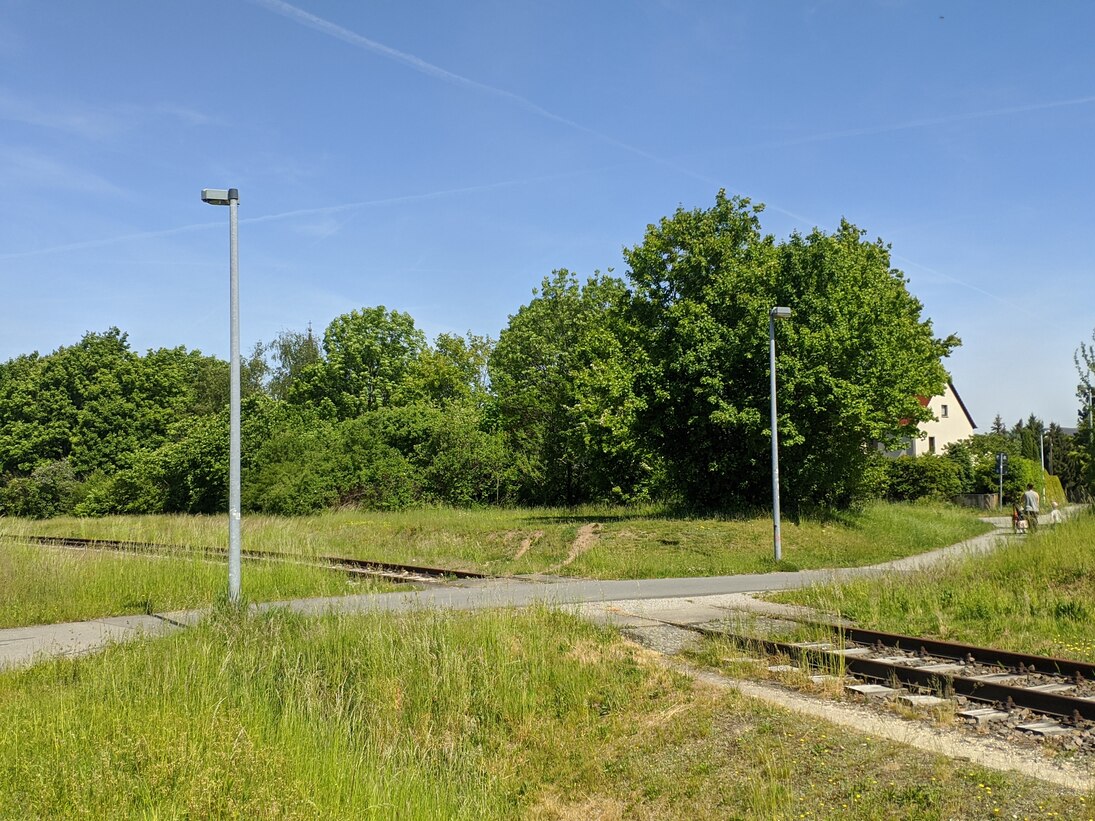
[947,381,977,430]
[903,382,977,430]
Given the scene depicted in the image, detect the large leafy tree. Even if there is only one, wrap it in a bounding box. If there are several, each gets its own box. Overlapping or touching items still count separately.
[0,331,242,516]
[0,329,218,476]
[289,306,426,419]
[774,223,958,507]
[260,325,322,401]
[490,270,651,505]
[399,332,493,408]
[624,191,957,509]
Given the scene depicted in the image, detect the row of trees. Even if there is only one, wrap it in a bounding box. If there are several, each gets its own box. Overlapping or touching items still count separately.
[2,192,1090,518]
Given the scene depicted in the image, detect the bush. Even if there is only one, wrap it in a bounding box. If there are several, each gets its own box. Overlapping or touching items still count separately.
[0,460,85,518]
[243,421,342,515]
[1044,473,1066,507]
[74,417,229,516]
[74,451,169,515]
[335,415,422,510]
[884,455,963,502]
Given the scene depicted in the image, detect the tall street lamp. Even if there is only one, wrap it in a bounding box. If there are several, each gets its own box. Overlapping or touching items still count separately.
[201,187,242,603]
[769,306,792,563]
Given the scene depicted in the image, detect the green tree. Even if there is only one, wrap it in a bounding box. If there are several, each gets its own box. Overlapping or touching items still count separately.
[243,407,342,515]
[0,459,83,518]
[941,439,977,492]
[358,401,513,507]
[289,307,426,419]
[400,332,493,408]
[260,325,322,401]
[1046,423,1081,499]
[490,270,651,505]
[624,191,957,509]
[0,330,152,475]
[0,331,239,483]
[1011,416,1041,462]
[957,429,1043,504]
[1073,327,1095,496]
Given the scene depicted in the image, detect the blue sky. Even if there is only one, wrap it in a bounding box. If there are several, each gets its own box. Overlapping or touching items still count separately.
[2,1,1093,428]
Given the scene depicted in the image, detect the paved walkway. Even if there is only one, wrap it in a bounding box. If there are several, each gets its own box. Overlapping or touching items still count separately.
[0,509,1078,671]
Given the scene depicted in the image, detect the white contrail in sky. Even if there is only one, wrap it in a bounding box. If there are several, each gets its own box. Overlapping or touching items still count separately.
[249,0,665,163]
[250,1,1095,222]
[0,172,604,260]
[890,253,1016,308]
[769,95,1095,148]
[0,221,220,260]
[244,174,582,224]
[248,0,819,224]
[245,2,1095,319]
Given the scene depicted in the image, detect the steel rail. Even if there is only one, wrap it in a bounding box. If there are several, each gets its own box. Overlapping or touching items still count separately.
[811,623,1095,681]
[677,622,1095,723]
[3,533,490,581]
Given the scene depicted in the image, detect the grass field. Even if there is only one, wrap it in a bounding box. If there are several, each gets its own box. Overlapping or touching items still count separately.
[1,500,991,580]
[0,540,390,629]
[0,606,1087,820]
[775,509,1095,662]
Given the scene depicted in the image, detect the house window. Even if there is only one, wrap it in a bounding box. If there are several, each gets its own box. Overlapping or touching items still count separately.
[928,436,936,454]
[940,404,949,418]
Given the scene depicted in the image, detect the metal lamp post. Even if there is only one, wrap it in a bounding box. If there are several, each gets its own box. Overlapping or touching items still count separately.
[1039,429,1046,503]
[769,306,792,562]
[201,187,242,603]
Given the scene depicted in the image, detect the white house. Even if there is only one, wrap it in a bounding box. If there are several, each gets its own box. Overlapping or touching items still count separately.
[902,381,976,456]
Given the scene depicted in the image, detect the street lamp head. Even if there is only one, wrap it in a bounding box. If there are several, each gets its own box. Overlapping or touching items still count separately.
[201,188,238,206]
[770,306,792,320]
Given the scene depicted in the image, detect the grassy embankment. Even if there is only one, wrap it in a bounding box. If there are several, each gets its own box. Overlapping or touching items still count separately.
[775,508,1095,662]
[4,499,990,577]
[0,502,987,628]
[0,606,1088,820]
[0,541,390,629]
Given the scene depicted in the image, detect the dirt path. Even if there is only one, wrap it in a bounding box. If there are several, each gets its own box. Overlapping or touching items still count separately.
[543,523,602,574]
[512,530,543,561]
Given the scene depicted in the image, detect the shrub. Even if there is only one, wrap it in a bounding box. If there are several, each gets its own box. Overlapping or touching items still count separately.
[243,421,342,515]
[0,460,85,518]
[884,455,963,502]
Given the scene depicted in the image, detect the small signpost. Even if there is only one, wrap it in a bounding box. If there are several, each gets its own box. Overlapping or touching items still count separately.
[996,452,1007,508]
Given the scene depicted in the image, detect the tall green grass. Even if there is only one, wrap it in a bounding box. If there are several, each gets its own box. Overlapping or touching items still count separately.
[0,608,675,819]
[0,607,1086,819]
[0,541,384,628]
[1,501,991,581]
[777,510,1095,661]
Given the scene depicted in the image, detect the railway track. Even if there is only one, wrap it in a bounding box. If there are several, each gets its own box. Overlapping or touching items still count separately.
[660,617,1095,740]
[2,533,490,584]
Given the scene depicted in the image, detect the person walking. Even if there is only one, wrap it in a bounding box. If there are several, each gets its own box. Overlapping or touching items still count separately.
[1022,483,1040,532]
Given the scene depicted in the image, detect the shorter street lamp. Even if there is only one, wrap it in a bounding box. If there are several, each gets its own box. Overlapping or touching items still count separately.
[201,187,242,604]
[769,306,792,562]
[1039,429,1046,503]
